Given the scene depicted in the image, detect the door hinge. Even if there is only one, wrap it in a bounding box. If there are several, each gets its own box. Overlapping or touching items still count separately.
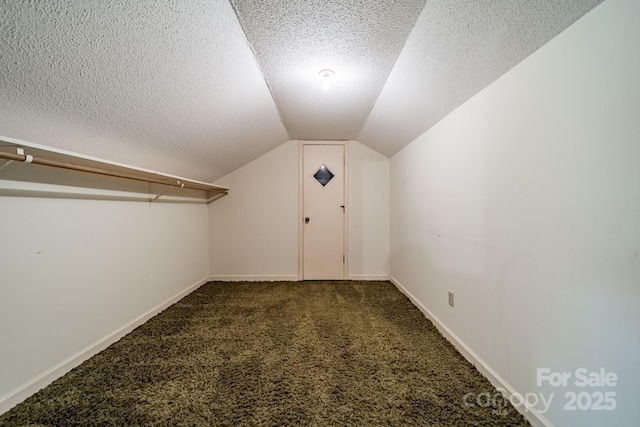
[343,254,345,263]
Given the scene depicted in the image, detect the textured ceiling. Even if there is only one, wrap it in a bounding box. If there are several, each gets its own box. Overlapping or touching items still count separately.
[358,0,604,157]
[0,0,604,181]
[0,0,287,182]
[228,0,428,140]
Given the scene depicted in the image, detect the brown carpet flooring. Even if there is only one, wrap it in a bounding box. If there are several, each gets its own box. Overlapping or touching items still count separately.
[0,281,530,426]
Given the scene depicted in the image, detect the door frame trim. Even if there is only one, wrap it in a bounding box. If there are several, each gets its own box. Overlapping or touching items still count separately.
[298,140,349,281]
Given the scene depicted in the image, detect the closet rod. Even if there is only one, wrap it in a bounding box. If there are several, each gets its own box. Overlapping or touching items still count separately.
[0,151,227,194]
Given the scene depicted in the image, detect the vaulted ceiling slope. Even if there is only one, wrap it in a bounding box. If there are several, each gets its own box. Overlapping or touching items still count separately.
[0,1,603,182]
[0,0,288,182]
[359,0,604,156]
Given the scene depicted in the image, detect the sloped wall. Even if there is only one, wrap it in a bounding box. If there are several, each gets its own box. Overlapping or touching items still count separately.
[390,1,639,426]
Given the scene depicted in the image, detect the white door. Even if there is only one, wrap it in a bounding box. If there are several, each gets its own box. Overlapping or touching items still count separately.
[303,144,345,280]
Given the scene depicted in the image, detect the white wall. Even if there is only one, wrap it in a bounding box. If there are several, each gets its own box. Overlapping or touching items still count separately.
[390,1,639,426]
[0,192,209,412]
[209,140,300,280]
[348,140,390,279]
[209,140,390,280]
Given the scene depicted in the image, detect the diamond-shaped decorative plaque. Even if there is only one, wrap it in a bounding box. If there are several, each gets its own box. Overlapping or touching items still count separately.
[313,164,334,187]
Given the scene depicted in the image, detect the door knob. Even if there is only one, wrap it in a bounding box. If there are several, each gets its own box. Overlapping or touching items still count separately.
[305,217,310,223]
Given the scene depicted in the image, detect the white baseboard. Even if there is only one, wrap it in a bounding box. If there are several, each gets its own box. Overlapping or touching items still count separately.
[208,275,389,282]
[208,275,300,282]
[347,274,390,281]
[0,276,210,416]
[389,276,553,427]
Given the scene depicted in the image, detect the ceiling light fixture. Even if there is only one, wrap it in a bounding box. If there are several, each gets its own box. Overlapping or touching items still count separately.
[319,69,334,91]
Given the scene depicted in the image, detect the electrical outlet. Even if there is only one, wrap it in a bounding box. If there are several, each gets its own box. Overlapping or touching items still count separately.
[448,291,454,307]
